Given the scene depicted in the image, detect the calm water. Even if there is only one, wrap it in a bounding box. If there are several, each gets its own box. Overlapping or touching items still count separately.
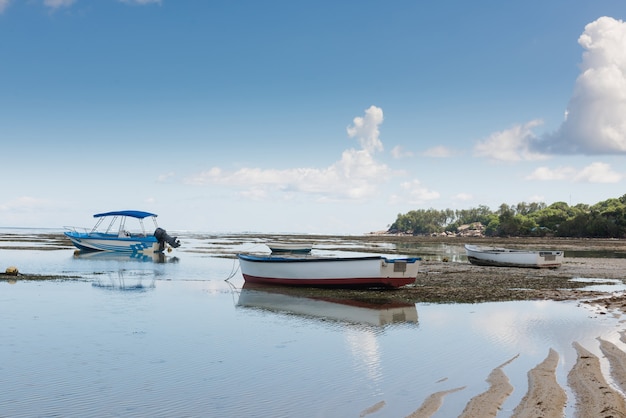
[1,229,625,417]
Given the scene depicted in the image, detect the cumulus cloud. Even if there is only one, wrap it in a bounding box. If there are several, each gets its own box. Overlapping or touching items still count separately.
[526,162,623,183]
[475,17,626,161]
[474,120,548,161]
[535,16,626,154]
[185,106,397,201]
[346,105,384,154]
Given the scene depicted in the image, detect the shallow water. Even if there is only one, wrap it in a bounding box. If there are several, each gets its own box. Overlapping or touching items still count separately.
[1,229,625,417]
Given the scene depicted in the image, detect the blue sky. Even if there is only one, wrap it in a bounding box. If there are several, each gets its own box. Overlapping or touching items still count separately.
[1,0,625,234]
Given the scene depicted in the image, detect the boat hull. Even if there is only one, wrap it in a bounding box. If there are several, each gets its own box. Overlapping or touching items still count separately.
[237,254,420,288]
[464,244,563,268]
[64,232,161,253]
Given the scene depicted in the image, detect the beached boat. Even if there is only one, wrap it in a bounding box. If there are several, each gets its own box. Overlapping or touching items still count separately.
[237,253,420,288]
[464,244,563,268]
[237,283,418,326]
[64,210,181,253]
[266,241,313,254]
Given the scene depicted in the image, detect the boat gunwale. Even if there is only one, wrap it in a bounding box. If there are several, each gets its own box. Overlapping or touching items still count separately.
[64,231,157,242]
[237,253,421,263]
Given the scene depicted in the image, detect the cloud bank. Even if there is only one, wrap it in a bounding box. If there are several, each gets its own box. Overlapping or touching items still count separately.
[185,106,398,202]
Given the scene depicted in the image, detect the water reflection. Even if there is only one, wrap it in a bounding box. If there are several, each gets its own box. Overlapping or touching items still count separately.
[92,269,156,291]
[73,250,179,263]
[236,283,418,326]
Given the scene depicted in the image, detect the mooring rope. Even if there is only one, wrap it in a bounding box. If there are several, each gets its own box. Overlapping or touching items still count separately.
[224,257,240,282]
[224,242,265,282]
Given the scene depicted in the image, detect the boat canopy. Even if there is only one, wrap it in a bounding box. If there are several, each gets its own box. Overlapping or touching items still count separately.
[93,210,157,219]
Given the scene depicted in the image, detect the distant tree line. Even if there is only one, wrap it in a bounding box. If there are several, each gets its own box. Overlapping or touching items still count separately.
[388,194,626,238]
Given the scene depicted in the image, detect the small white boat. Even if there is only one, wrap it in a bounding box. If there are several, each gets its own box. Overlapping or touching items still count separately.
[64,210,180,253]
[464,244,563,268]
[237,283,418,326]
[237,253,420,288]
[266,242,313,254]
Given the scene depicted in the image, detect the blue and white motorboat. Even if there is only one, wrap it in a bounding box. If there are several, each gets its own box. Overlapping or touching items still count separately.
[64,210,180,253]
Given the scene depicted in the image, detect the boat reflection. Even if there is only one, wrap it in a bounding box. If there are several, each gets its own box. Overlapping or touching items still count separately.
[73,250,179,264]
[92,270,156,291]
[237,283,418,326]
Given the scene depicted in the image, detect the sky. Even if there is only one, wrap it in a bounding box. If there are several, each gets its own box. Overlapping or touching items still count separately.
[1,0,625,234]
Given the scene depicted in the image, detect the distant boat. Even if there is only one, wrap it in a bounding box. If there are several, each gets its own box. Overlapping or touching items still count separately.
[266,241,313,254]
[237,283,418,326]
[237,253,420,288]
[64,210,180,253]
[464,244,563,268]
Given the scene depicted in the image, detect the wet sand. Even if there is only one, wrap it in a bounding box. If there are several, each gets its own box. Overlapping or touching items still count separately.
[388,238,626,418]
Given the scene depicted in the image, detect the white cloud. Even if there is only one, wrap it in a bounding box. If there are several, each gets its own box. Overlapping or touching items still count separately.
[534,16,626,155]
[390,180,440,205]
[184,107,398,202]
[475,17,626,161]
[390,145,414,158]
[474,120,549,161]
[185,149,392,201]
[422,146,454,158]
[574,162,623,183]
[0,0,10,13]
[525,166,576,181]
[41,0,160,9]
[44,0,76,8]
[346,105,384,154]
[526,162,622,183]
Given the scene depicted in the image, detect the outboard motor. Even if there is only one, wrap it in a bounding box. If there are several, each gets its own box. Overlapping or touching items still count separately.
[154,227,181,250]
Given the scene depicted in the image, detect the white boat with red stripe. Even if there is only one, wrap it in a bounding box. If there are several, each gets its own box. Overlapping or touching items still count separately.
[237,253,420,288]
